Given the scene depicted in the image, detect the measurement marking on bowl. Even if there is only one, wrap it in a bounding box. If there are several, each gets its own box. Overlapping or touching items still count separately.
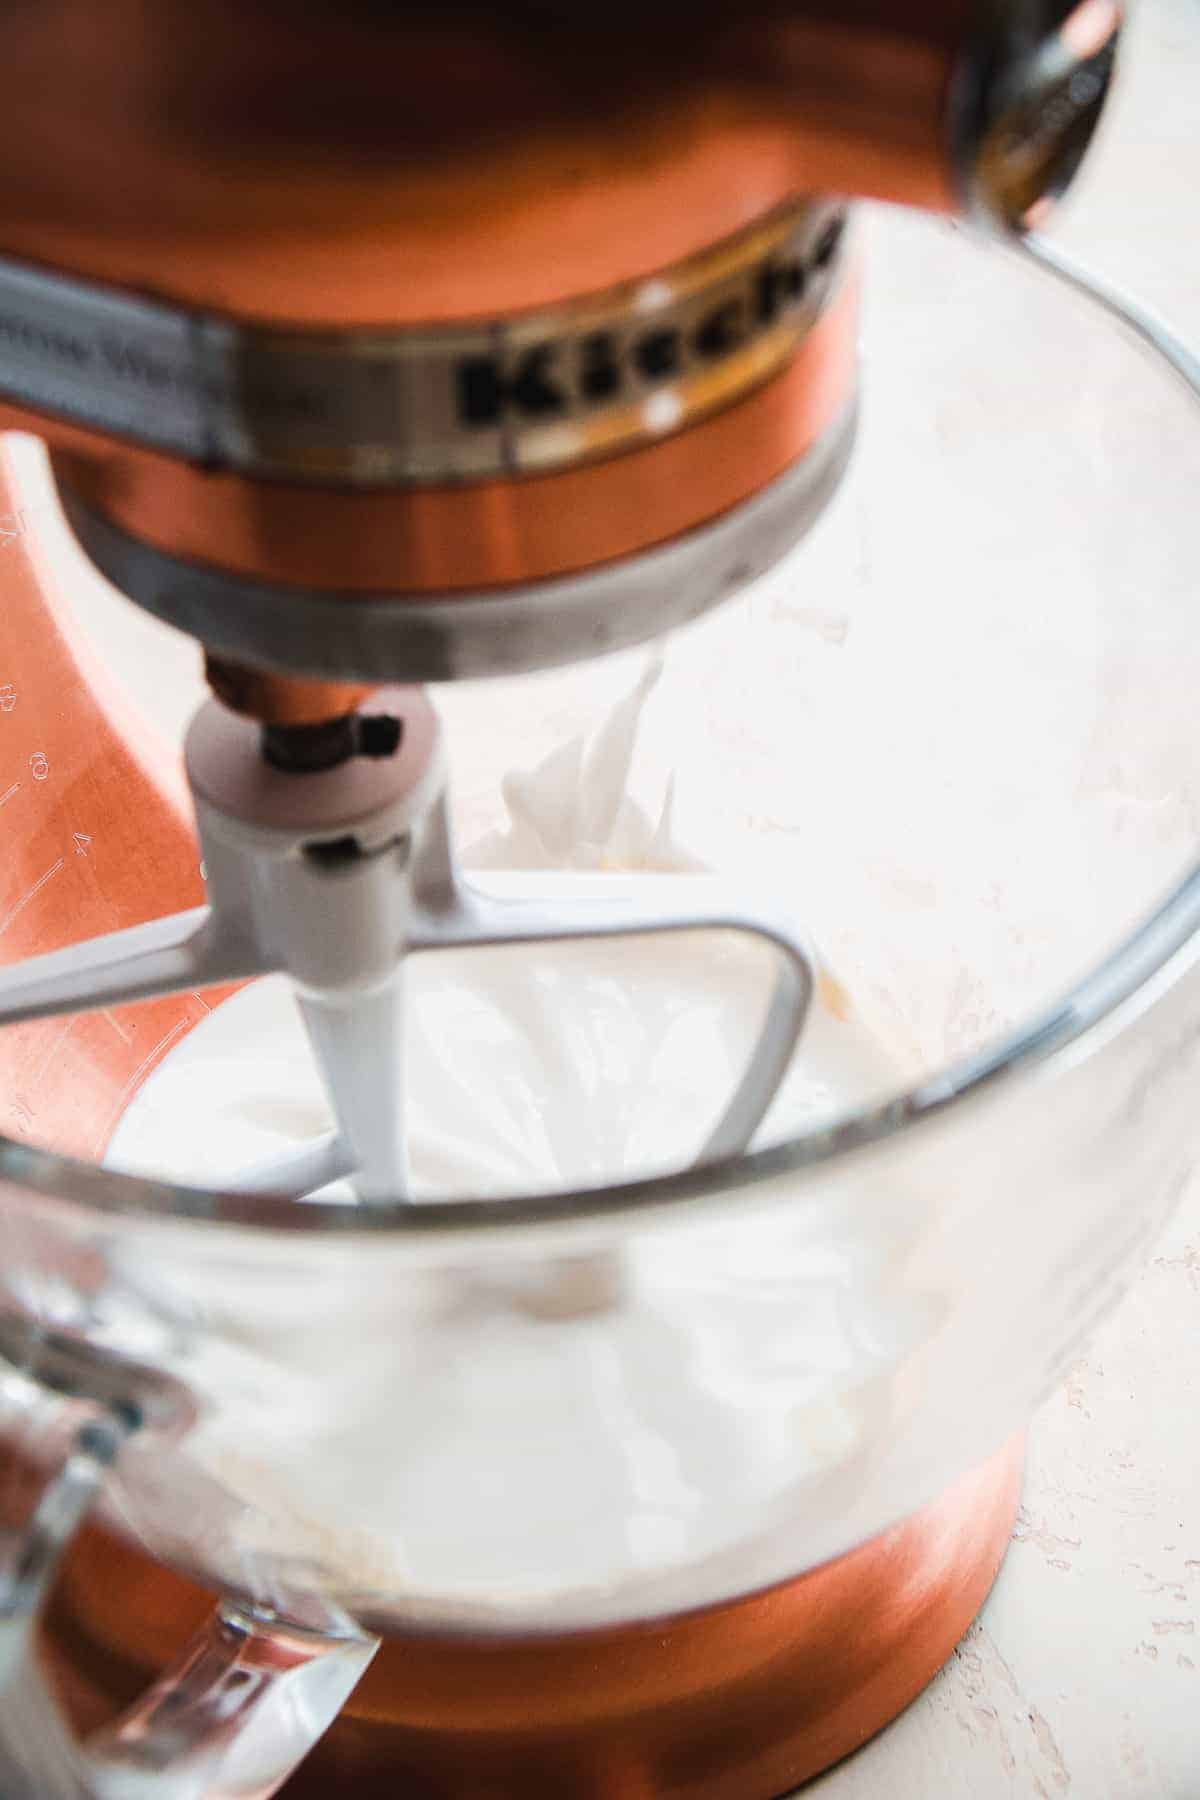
[22,1013,76,1095]
[0,856,64,940]
[102,1008,132,1045]
[95,1015,194,1155]
[0,782,19,808]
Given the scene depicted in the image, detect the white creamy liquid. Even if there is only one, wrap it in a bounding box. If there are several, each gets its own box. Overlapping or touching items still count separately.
[102,915,921,1623]
[98,660,925,1624]
[106,649,910,1205]
[105,914,899,1201]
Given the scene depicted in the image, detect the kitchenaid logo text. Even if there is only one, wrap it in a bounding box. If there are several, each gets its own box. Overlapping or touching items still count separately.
[453,218,843,430]
[0,308,164,383]
[0,204,844,483]
[0,305,319,421]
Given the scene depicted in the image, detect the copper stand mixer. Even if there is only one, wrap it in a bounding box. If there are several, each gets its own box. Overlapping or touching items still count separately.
[0,2,1166,1793]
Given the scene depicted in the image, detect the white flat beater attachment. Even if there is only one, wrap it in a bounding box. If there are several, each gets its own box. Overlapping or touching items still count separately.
[0,688,815,1202]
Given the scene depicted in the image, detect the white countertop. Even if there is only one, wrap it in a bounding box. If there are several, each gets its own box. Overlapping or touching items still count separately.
[811,5,1200,1791]
[810,1175,1200,1797]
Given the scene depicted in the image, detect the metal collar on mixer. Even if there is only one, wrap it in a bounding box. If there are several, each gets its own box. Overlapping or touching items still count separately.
[56,410,857,684]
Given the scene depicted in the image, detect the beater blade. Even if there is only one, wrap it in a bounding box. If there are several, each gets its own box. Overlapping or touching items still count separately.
[0,691,817,1203]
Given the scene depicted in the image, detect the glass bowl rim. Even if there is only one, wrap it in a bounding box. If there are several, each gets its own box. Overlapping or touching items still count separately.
[2,235,1197,1242]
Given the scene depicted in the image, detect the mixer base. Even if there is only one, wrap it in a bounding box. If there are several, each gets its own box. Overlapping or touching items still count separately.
[41,1434,1022,1798]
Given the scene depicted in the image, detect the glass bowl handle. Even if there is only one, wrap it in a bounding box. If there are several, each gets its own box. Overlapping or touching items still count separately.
[0,1395,377,1799]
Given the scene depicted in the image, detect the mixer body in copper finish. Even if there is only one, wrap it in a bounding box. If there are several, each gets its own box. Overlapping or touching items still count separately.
[0,4,1137,1796]
[43,1439,1024,1799]
[0,0,1118,711]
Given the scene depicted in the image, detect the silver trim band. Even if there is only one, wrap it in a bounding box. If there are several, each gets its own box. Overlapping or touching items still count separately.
[58,406,858,683]
[0,202,845,489]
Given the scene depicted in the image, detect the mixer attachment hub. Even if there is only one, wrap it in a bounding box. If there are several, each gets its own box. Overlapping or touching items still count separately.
[261,710,405,775]
[0,686,816,1205]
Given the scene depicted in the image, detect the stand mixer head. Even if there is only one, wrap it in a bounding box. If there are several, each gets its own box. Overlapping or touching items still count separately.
[0,0,1119,1202]
[9,4,1199,1796]
[0,0,1118,696]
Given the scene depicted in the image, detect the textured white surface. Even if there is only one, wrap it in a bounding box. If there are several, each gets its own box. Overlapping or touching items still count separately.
[807,1183,1200,1799]
[810,5,1200,1793]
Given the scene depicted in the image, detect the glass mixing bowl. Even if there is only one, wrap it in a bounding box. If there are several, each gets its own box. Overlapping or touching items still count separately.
[3,45,1200,1789]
